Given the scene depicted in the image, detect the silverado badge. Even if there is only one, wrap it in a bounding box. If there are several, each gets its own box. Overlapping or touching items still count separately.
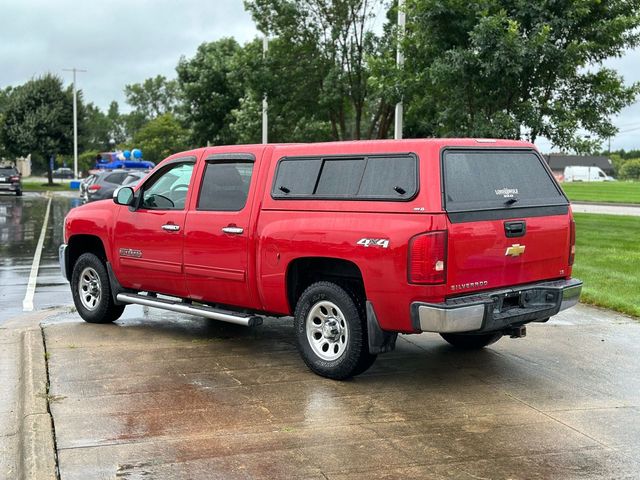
[505,244,526,257]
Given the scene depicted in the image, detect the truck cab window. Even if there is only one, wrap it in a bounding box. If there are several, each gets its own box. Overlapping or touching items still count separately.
[197,161,254,211]
[141,162,194,210]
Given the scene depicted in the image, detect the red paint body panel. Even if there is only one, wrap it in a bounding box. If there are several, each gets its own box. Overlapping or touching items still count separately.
[64,138,576,334]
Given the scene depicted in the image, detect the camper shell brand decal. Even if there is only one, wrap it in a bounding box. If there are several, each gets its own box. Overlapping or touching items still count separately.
[495,187,519,198]
[119,248,142,258]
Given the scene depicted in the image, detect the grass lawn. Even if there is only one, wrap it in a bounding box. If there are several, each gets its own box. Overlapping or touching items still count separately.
[21,180,70,192]
[572,213,640,317]
[561,181,640,204]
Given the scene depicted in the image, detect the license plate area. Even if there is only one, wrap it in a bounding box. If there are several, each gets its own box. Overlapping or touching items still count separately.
[491,287,560,315]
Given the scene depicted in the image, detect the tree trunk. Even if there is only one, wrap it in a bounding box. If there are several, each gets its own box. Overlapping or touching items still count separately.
[47,154,54,185]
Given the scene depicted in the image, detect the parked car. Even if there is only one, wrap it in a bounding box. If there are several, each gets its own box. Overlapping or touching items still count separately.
[83,170,148,203]
[60,139,582,379]
[53,167,74,179]
[0,166,22,196]
[79,173,98,204]
[563,166,614,182]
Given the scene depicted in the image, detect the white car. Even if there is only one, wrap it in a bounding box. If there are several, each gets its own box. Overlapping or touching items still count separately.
[563,166,615,182]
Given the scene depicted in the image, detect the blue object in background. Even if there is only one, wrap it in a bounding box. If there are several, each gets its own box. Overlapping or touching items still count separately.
[132,149,142,159]
[123,150,132,159]
[70,180,81,190]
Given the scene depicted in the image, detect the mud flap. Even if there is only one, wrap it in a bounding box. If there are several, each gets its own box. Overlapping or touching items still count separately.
[366,301,397,354]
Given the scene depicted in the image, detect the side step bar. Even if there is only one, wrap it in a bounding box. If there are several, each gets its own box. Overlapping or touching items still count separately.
[116,293,263,327]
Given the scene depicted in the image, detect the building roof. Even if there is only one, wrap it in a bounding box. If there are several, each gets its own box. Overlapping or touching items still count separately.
[544,154,614,173]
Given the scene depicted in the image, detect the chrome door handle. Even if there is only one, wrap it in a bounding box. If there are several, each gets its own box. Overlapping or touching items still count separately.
[222,226,244,235]
[162,224,180,232]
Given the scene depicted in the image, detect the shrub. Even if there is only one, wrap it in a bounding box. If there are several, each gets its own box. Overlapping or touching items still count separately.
[619,159,640,180]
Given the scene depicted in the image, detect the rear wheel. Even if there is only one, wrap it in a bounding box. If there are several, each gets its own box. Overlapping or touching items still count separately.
[440,332,503,349]
[71,253,125,324]
[294,281,376,380]
[15,189,22,196]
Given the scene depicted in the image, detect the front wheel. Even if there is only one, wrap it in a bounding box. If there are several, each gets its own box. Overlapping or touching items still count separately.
[294,282,376,380]
[440,332,503,349]
[71,253,125,324]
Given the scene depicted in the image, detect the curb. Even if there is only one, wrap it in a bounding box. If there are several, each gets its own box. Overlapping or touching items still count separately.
[4,310,63,480]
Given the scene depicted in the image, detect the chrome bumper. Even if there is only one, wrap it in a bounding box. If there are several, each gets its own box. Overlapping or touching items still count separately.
[413,278,582,333]
[59,244,68,280]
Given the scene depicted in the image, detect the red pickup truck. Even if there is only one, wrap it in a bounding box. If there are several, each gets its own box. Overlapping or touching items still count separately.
[60,139,582,379]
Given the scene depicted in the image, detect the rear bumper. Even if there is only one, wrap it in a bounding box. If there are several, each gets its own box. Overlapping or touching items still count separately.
[412,278,582,334]
[0,183,19,191]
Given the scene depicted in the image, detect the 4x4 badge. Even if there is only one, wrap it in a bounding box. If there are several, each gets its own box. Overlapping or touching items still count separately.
[505,244,526,257]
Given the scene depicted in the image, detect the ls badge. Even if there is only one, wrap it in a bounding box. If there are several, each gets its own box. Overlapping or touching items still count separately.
[505,244,526,257]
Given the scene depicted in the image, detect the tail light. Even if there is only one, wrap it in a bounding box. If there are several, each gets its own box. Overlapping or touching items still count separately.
[568,218,576,266]
[88,184,102,192]
[9,175,19,182]
[408,231,447,284]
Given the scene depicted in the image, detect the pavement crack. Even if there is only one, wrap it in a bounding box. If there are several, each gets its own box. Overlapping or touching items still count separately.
[40,324,62,480]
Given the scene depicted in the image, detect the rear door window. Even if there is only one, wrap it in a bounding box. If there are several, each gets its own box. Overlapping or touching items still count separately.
[442,150,567,212]
[197,161,254,211]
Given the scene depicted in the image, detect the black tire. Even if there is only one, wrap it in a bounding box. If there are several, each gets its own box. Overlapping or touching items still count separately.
[440,332,503,349]
[71,253,125,324]
[294,281,377,380]
[15,189,22,196]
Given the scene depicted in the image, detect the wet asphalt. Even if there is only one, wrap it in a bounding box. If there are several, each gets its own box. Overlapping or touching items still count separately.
[0,192,76,323]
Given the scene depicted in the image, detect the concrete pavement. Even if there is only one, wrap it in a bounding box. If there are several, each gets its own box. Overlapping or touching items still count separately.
[23,303,639,479]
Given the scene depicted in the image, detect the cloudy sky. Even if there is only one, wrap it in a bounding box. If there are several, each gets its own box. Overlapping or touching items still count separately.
[1,0,639,152]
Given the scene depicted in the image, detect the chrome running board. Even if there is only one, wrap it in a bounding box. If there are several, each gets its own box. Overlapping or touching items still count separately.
[116,293,263,327]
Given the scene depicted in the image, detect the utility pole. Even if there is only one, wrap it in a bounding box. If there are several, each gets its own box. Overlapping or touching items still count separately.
[394,0,406,140]
[262,36,269,144]
[63,68,87,179]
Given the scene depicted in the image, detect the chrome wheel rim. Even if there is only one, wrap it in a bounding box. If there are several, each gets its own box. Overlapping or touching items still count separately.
[78,267,101,311]
[306,300,349,361]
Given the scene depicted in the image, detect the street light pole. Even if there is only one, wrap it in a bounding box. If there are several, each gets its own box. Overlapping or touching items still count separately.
[262,36,269,145]
[63,68,86,179]
[394,0,406,140]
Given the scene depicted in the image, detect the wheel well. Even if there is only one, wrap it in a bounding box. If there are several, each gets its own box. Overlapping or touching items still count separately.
[67,235,107,278]
[286,257,365,312]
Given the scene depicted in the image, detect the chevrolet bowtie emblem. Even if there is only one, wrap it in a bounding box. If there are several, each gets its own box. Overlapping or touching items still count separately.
[505,244,526,257]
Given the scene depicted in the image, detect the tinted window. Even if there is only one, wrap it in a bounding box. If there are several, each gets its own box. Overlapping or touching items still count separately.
[142,162,194,210]
[315,159,365,196]
[198,161,253,211]
[103,172,128,184]
[272,155,417,200]
[273,159,322,195]
[443,150,566,212]
[358,156,417,198]
[0,168,17,176]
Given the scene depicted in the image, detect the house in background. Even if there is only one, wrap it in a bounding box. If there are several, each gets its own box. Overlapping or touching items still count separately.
[544,154,614,181]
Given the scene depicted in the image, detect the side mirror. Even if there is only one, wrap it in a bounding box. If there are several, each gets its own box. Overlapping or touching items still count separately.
[114,186,135,206]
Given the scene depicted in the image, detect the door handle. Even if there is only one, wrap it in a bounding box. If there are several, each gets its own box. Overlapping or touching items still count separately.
[162,224,180,232]
[222,226,244,235]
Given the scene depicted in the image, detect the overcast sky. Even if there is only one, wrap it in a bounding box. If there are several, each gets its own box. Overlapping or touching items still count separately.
[1,0,639,152]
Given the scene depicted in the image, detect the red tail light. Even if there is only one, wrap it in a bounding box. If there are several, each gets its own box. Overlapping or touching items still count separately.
[568,218,576,266]
[408,231,447,284]
[88,184,102,192]
[9,175,19,182]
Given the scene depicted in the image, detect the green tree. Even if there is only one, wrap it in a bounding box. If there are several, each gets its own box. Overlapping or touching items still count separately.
[176,38,243,146]
[81,102,111,151]
[0,74,75,183]
[245,0,390,141]
[131,113,190,162]
[124,75,180,120]
[619,159,640,180]
[393,0,640,153]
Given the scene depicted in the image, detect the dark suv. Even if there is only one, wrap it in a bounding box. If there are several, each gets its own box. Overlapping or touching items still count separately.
[83,169,147,203]
[0,166,22,196]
